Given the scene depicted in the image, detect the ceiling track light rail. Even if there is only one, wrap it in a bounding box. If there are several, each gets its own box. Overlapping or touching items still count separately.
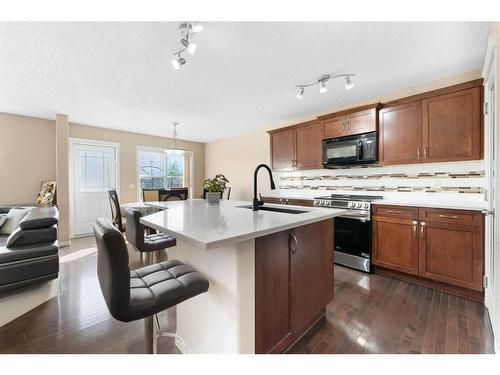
[294,73,355,99]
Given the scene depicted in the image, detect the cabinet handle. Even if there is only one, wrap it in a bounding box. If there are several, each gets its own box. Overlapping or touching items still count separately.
[385,209,402,214]
[420,222,426,238]
[438,214,459,219]
[289,234,298,255]
[424,146,428,159]
[412,221,417,238]
[417,148,420,159]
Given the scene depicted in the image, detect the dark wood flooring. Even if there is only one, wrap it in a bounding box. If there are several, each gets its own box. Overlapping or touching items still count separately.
[0,237,495,354]
[291,264,495,354]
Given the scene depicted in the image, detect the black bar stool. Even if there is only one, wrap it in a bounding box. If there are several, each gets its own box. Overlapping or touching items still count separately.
[93,218,209,353]
[125,207,176,264]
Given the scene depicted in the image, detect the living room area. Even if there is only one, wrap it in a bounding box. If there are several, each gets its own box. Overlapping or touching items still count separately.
[0,111,206,345]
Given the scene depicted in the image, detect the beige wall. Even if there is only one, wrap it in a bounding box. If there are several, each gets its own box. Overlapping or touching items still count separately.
[68,123,205,203]
[0,113,56,205]
[205,70,482,201]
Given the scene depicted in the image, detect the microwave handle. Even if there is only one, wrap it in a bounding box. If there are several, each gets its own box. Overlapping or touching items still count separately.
[357,140,363,160]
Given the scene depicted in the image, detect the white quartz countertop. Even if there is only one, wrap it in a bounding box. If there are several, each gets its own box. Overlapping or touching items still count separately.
[140,199,346,250]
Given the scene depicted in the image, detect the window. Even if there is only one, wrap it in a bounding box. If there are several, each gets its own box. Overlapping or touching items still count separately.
[137,148,186,198]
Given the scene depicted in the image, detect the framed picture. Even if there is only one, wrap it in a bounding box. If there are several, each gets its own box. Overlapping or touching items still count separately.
[36,180,57,205]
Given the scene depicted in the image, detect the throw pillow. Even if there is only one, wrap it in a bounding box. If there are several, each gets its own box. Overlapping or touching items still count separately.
[0,208,30,235]
[0,213,8,229]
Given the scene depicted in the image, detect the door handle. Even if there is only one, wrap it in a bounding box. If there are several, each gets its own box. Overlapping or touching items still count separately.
[289,234,298,255]
[412,221,417,238]
[420,222,426,238]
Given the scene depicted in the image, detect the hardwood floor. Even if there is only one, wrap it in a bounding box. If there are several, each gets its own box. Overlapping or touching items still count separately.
[291,265,494,354]
[0,236,495,354]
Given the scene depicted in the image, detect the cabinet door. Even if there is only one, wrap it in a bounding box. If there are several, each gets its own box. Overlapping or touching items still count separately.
[372,215,419,275]
[295,121,324,169]
[419,221,483,291]
[324,116,346,139]
[255,230,293,354]
[291,219,334,335]
[347,108,377,135]
[379,101,422,165]
[422,87,482,162]
[271,129,295,171]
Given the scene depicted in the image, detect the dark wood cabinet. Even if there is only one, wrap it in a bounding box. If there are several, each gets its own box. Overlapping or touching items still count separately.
[295,121,324,169]
[269,120,323,171]
[372,210,419,275]
[422,87,482,162]
[270,129,295,171]
[372,204,484,298]
[291,220,334,334]
[379,101,422,165]
[255,219,334,353]
[322,104,379,139]
[379,80,483,166]
[418,209,484,291]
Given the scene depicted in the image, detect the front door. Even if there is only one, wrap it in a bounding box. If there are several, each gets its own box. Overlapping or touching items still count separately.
[72,142,117,236]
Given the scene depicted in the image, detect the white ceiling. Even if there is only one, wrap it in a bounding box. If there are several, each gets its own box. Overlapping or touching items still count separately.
[0,22,490,143]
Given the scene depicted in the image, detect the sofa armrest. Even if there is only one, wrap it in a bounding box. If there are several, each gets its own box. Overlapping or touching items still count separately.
[19,206,59,230]
[6,225,57,247]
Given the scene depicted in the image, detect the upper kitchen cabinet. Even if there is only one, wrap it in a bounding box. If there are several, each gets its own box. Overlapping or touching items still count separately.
[379,101,422,165]
[295,121,324,169]
[422,87,482,162]
[270,128,296,171]
[269,120,324,171]
[379,79,483,166]
[320,103,379,139]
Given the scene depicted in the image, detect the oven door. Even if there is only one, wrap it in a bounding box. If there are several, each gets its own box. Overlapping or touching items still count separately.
[334,216,371,259]
[323,139,361,165]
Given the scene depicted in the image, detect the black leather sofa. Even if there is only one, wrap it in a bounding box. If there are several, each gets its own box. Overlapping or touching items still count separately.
[0,205,59,292]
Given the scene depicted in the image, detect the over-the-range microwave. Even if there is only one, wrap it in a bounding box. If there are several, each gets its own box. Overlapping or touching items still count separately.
[322,131,378,167]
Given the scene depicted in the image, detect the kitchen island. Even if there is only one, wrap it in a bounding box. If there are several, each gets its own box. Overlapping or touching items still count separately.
[140,199,345,354]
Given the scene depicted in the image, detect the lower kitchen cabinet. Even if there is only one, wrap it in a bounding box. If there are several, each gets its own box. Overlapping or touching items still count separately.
[372,215,419,275]
[419,220,483,291]
[255,219,333,354]
[372,204,484,298]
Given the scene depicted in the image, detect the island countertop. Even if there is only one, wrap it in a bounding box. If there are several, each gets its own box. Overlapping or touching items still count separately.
[140,199,346,250]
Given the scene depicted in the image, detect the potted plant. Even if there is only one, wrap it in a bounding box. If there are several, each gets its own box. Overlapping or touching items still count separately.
[203,174,229,204]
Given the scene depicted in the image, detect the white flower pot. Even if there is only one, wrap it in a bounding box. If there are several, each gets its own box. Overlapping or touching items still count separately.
[206,192,221,204]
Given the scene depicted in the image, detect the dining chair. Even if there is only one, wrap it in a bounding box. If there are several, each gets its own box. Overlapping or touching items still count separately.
[142,189,160,202]
[159,187,189,201]
[108,190,125,232]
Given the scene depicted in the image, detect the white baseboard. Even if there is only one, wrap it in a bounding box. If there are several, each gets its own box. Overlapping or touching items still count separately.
[58,240,71,247]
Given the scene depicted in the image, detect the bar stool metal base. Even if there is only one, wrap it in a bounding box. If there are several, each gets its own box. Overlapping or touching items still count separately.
[144,314,187,354]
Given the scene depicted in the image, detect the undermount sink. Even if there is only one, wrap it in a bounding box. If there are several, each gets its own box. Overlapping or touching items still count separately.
[237,205,309,214]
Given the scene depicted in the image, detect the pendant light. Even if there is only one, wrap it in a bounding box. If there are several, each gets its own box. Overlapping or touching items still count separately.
[166,122,186,154]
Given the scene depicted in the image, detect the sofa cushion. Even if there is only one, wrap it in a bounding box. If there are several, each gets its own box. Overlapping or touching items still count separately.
[6,225,57,248]
[0,208,30,235]
[20,206,59,230]
[0,214,8,232]
[0,242,58,264]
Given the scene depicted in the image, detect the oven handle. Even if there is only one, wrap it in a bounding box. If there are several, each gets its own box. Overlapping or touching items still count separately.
[338,214,370,222]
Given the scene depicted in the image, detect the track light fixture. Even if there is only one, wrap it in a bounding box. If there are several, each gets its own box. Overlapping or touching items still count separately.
[172,51,186,70]
[171,22,203,70]
[296,87,305,99]
[294,73,355,99]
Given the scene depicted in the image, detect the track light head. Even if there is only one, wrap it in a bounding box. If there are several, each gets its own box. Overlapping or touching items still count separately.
[345,76,354,90]
[172,54,186,70]
[319,81,328,94]
[181,38,197,55]
[296,87,305,99]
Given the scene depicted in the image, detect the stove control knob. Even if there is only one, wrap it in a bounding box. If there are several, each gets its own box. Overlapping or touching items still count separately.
[356,202,363,208]
[364,203,369,209]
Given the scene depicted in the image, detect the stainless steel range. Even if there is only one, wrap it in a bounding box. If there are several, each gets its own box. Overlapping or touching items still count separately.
[314,194,383,273]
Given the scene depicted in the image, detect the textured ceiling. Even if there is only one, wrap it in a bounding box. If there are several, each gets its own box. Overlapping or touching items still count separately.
[0,22,489,142]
